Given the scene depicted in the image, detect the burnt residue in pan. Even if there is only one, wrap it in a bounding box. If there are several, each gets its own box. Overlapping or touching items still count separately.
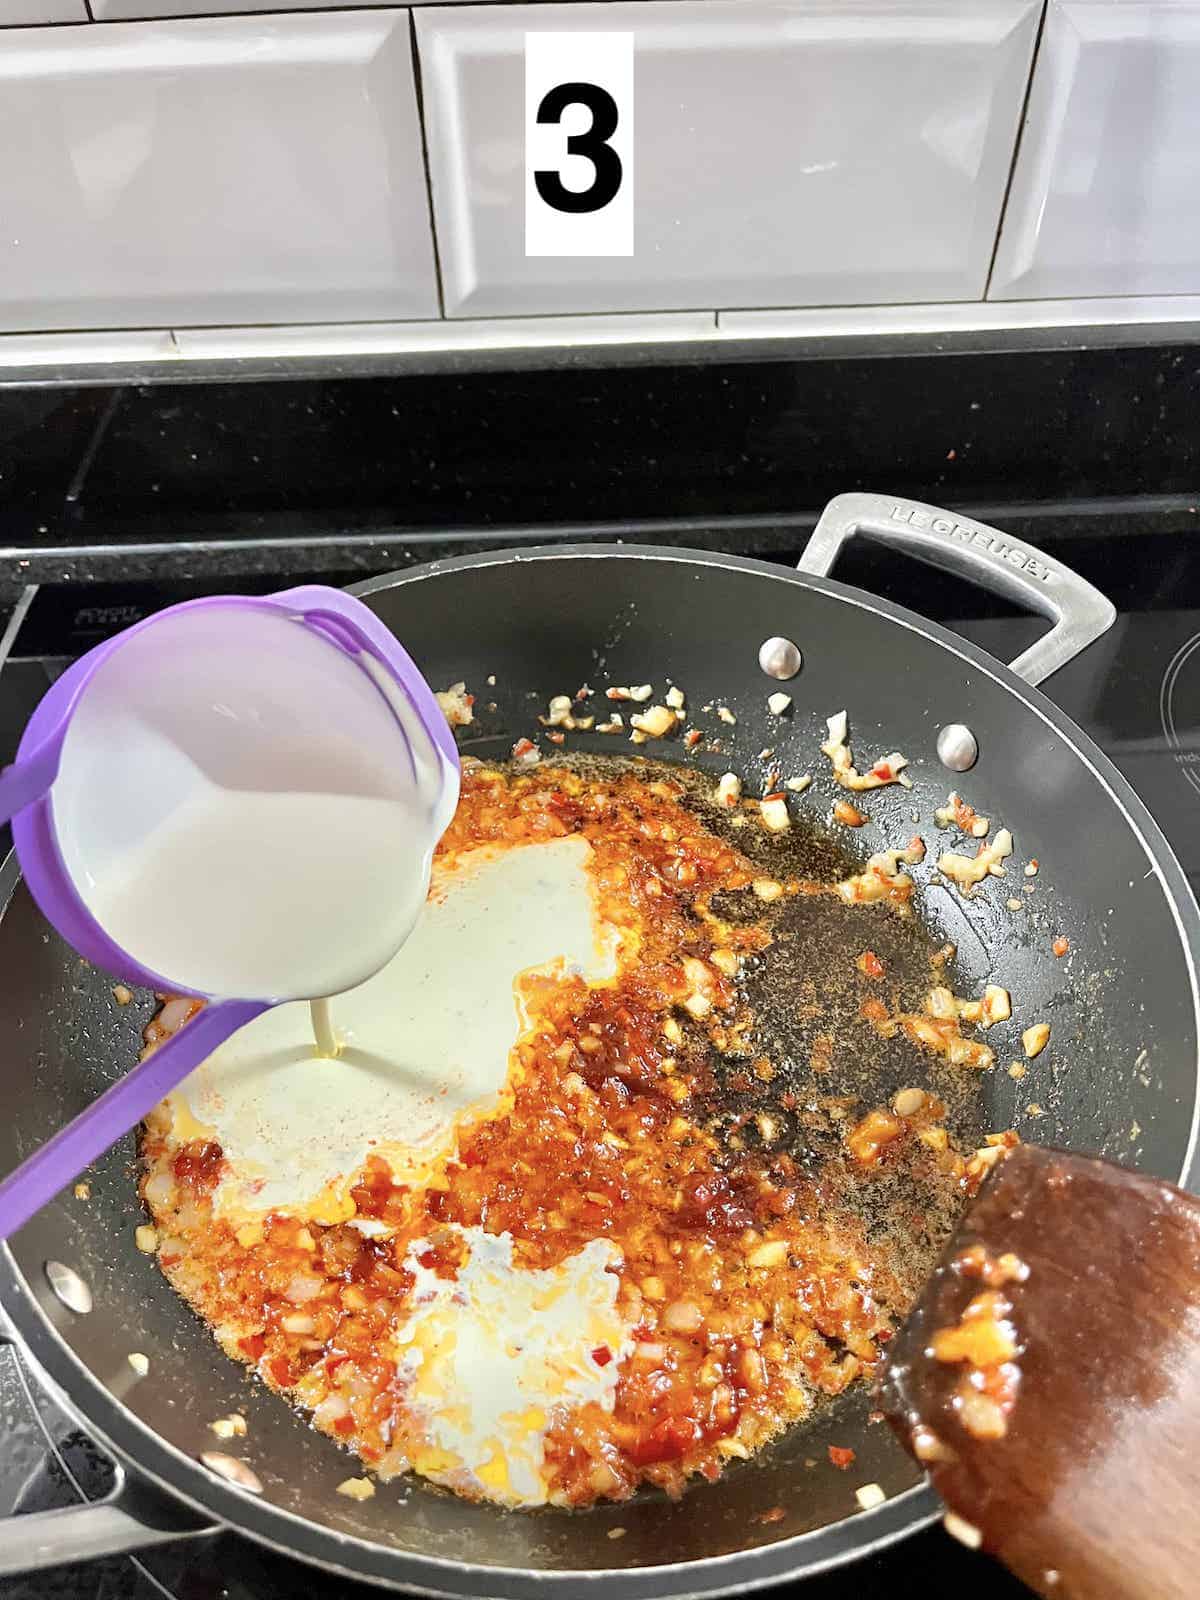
[561,752,985,1315]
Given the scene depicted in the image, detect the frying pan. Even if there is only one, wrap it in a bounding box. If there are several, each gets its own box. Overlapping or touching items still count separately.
[0,492,1196,1595]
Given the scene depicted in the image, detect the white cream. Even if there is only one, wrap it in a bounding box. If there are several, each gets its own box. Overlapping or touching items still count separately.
[62,622,457,1008]
[169,836,619,1219]
[394,1226,632,1506]
[90,786,437,1003]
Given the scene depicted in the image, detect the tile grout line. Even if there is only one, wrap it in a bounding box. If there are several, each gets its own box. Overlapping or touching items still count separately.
[984,0,1049,302]
[407,10,447,321]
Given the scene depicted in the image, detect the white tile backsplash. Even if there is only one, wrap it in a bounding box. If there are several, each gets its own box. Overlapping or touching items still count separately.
[0,0,86,25]
[418,1,1042,318]
[992,1,1200,299]
[94,0,479,13]
[0,12,439,331]
[5,0,1200,341]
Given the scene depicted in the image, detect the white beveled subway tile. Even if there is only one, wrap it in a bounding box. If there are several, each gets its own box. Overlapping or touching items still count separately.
[170,313,718,359]
[93,0,476,13]
[0,0,86,24]
[992,2,1200,300]
[0,329,177,367]
[0,14,438,332]
[418,1,1041,317]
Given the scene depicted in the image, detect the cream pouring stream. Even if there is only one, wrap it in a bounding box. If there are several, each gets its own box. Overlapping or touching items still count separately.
[75,652,457,1051]
[0,589,461,1239]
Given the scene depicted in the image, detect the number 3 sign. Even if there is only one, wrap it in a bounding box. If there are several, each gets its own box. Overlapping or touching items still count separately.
[525,33,634,256]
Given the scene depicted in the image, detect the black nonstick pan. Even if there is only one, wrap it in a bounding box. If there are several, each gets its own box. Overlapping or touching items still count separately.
[0,493,1196,1595]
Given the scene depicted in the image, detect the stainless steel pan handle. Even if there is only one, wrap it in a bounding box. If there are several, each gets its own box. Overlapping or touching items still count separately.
[0,1322,215,1573]
[0,1472,215,1574]
[799,492,1116,686]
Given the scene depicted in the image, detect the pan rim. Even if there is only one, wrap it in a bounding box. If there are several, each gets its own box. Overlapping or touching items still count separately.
[0,1259,943,1598]
[354,541,1200,1190]
[0,538,1196,1595]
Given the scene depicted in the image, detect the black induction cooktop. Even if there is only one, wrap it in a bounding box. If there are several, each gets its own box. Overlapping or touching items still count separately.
[5,517,1200,1600]
[0,346,1197,1600]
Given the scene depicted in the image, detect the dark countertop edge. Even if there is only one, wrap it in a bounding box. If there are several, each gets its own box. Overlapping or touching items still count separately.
[3,492,1197,604]
[7,318,1200,390]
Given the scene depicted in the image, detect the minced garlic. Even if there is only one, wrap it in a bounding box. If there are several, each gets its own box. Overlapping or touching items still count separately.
[927,984,1010,1029]
[821,710,911,791]
[435,682,474,728]
[835,838,925,907]
[1022,1023,1050,1059]
[540,694,597,733]
[715,773,742,808]
[542,695,574,727]
[630,705,678,738]
[933,791,990,838]
[759,796,790,832]
[937,828,1013,892]
[210,1413,248,1440]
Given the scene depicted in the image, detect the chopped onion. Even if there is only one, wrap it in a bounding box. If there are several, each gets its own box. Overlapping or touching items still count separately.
[633,1341,667,1365]
[158,997,194,1036]
[662,1300,704,1334]
[284,1273,324,1305]
[314,1392,350,1427]
[144,1172,175,1209]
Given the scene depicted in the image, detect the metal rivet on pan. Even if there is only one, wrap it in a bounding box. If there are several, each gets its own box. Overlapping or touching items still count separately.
[758,637,803,680]
[200,1452,264,1495]
[936,723,979,773]
[44,1260,92,1315]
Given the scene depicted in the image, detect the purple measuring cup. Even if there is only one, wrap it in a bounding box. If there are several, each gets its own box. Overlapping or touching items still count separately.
[0,586,459,1239]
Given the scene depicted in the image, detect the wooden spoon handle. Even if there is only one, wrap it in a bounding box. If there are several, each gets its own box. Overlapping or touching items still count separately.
[880,1144,1200,1600]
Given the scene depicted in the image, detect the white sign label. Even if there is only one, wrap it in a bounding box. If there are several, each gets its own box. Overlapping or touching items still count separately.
[525,32,634,258]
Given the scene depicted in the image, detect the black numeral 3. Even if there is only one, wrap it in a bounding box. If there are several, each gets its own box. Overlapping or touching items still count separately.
[534,82,623,214]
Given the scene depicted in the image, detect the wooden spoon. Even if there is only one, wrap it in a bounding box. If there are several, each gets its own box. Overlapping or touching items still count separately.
[878,1142,1200,1600]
